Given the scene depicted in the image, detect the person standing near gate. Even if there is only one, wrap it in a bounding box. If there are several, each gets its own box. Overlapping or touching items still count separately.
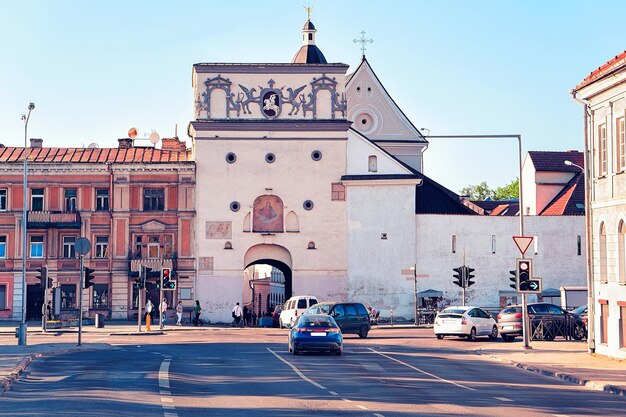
[160,298,168,327]
[176,301,183,326]
[232,302,243,327]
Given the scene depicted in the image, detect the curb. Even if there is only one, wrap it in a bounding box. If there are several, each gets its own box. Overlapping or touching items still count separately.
[477,351,626,398]
[0,345,110,396]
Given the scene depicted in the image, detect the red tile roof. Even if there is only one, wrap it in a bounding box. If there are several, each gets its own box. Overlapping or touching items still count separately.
[527,151,583,172]
[539,172,585,216]
[489,203,519,216]
[0,146,192,164]
[575,51,626,91]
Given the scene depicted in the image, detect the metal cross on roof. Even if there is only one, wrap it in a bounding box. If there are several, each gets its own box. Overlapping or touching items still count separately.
[353,31,374,58]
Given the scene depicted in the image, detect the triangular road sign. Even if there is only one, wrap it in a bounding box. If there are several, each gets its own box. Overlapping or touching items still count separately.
[513,236,534,255]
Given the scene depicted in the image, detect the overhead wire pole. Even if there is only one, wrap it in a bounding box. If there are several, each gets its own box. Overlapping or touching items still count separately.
[424,134,530,348]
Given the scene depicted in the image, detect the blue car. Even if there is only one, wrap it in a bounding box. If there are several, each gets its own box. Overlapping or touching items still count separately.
[288,314,343,356]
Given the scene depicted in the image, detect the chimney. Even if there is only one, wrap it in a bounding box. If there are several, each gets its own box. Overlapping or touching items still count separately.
[161,137,187,152]
[30,138,43,148]
[118,138,134,149]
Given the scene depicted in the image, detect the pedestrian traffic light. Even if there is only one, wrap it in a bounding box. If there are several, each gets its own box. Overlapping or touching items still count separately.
[157,267,171,289]
[516,259,532,291]
[453,267,464,287]
[36,266,48,290]
[84,267,95,289]
[509,270,517,290]
[465,266,475,287]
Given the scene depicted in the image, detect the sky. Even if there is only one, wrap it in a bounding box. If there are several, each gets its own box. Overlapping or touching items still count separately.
[1,0,625,194]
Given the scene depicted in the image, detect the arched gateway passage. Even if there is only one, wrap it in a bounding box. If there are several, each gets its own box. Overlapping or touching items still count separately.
[243,244,292,320]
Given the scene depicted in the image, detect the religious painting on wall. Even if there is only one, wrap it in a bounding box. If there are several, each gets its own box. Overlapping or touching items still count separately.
[253,195,284,232]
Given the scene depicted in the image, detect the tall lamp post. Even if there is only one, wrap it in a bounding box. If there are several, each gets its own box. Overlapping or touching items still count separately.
[18,102,35,346]
[565,159,594,353]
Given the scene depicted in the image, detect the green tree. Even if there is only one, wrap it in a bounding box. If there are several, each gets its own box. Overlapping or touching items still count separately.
[493,178,519,200]
[459,181,494,200]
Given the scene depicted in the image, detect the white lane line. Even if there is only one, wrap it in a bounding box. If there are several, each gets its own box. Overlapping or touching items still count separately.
[494,397,514,402]
[368,348,476,391]
[266,348,327,390]
[328,390,339,396]
[373,414,385,417]
[160,390,171,395]
[356,404,369,410]
[158,361,171,389]
[342,398,352,402]
[161,397,174,403]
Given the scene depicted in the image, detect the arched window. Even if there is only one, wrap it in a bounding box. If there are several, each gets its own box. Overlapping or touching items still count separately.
[617,220,626,283]
[286,211,299,232]
[599,222,607,282]
[243,212,251,232]
[368,155,377,172]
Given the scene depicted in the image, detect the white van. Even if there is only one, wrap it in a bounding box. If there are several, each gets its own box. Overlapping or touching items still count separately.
[279,295,318,328]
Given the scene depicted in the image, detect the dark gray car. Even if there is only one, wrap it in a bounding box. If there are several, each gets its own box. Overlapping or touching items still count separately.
[303,302,371,338]
[497,303,586,342]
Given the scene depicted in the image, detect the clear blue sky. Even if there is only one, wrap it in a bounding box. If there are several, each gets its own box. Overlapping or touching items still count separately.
[1,0,624,193]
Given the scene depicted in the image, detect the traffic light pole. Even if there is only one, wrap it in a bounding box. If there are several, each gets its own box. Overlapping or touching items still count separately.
[137,266,143,333]
[41,279,47,333]
[78,255,83,346]
[159,265,164,330]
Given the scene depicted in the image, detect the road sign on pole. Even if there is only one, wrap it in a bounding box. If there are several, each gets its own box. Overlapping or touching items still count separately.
[512,236,534,256]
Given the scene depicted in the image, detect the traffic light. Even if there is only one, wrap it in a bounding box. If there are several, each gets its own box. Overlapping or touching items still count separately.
[453,267,464,287]
[84,267,95,289]
[157,267,171,289]
[36,266,48,290]
[509,270,517,289]
[516,259,532,291]
[47,276,53,289]
[465,266,475,287]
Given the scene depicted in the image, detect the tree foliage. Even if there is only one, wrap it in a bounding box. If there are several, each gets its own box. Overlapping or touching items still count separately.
[459,178,519,201]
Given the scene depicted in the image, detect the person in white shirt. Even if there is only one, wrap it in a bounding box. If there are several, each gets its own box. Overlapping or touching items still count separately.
[160,298,168,326]
[232,302,243,327]
[176,300,183,325]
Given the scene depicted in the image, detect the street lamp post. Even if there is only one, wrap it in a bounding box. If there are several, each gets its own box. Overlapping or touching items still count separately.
[565,159,594,352]
[18,102,35,346]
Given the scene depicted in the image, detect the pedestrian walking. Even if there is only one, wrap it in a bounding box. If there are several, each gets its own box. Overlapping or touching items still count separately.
[176,301,183,326]
[160,298,168,326]
[232,302,243,327]
[42,301,52,321]
[194,300,202,326]
[243,305,249,327]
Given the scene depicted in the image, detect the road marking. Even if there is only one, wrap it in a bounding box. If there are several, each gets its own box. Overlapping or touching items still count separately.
[161,397,174,403]
[494,397,513,402]
[356,404,369,410]
[342,398,352,402]
[361,362,384,372]
[328,391,339,396]
[266,348,327,390]
[368,348,476,391]
[373,414,385,417]
[158,361,171,389]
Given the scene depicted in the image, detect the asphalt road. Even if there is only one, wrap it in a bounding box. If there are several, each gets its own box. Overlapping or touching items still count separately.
[1,328,624,416]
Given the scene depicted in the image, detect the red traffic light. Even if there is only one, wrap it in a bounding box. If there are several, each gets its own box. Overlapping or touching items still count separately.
[162,268,171,277]
[519,261,529,271]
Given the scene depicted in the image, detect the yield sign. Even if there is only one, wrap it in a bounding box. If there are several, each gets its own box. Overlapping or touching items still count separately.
[512,236,534,256]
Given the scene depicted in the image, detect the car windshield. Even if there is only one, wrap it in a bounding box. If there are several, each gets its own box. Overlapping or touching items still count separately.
[572,305,587,315]
[298,317,337,328]
[442,308,466,315]
[305,304,330,315]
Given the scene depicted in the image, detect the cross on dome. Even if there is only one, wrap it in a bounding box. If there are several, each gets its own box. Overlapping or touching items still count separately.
[353,31,374,58]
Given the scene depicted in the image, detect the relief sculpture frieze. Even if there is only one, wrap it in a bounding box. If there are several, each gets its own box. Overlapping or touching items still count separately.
[205,221,232,239]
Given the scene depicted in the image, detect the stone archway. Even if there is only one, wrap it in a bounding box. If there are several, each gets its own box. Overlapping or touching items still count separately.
[243,244,293,316]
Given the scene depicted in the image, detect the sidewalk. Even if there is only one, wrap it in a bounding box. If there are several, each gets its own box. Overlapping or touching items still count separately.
[476,339,626,397]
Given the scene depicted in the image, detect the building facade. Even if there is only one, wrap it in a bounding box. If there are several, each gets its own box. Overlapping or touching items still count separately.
[0,137,196,321]
[573,51,626,359]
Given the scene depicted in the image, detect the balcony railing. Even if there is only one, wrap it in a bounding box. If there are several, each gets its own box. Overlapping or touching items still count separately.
[27,211,81,229]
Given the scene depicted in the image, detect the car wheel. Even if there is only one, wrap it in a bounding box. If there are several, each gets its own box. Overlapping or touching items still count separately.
[335,349,342,356]
[292,346,299,355]
[436,334,444,340]
[502,334,516,343]
[572,324,586,340]
[358,325,369,339]
[467,327,477,342]
[489,325,498,340]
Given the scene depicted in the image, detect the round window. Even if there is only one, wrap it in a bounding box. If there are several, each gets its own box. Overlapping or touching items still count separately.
[303,200,314,211]
[230,201,240,212]
[311,150,322,161]
[355,112,376,134]
[265,153,276,163]
[225,152,237,164]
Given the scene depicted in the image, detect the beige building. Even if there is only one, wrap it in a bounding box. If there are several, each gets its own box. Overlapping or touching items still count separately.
[573,51,626,359]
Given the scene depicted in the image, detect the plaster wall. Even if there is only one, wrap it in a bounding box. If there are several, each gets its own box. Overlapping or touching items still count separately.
[346,184,417,319]
[415,215,586,313]
[346,130,411,175]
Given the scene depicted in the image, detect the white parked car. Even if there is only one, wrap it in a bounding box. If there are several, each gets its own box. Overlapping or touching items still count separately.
[434,306,498,341]
[279,295,318,328]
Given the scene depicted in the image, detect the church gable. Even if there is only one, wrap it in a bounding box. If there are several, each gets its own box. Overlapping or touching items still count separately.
[346,59,426,143]
[346,128,413,175]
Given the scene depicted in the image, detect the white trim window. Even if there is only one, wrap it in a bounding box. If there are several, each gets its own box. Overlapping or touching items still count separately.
[599,222,607,282]
[95,236,108,258]
[148,236,160,259]
[96,189,109,211]
[62,236,76,258]
[0,236,6,259]
[617,116,625,172]
[30,236,44,258]
[619,220,626,284]
[0,189,7,211]
[64,189,77,212]
[31,188,44,211]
